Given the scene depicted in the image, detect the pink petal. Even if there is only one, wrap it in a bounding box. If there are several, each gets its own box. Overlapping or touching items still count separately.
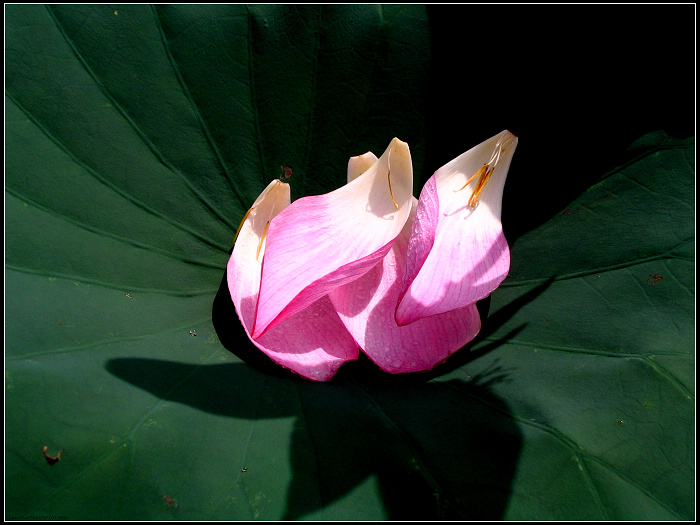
[396,130,517,326]
[228,180,358,381]
[253,138,413,338]
[329,199,481,374]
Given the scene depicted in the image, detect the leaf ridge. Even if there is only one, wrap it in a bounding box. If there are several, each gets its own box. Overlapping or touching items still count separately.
[619,168,693,212]
[448,376,684,519]
[6,90,230,253]
[209,376,269,519]
[301,7,323,197]
[6,316,214,361]
[19,436,134,519]
[642,356,694,400]
[125,347,226,441]
[289,381,326,517]
[4,265,219,297]
[16,349,225,517]
[659,258,696,300]
[350,380,450,516]
[446,376,607,515]
[583,454,686,520]
[596,135,693,184]
[150,4,249,212]
[245,5,268,186]
[502,238,694,287]
[6,187,226,270]
[477,337,691,359]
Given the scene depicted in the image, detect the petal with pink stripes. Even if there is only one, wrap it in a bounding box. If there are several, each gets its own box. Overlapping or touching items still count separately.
[227,179,358,381]
[330,199,481,373]
[252,138,413,338]
[396,130,518,326]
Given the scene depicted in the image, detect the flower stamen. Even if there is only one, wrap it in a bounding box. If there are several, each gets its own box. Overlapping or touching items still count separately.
[453,133,513,207]
[387,151,399,210]
[233,207,253,244]
[468,166,494,207]
[454,164,488,193]
[257,221,270,261]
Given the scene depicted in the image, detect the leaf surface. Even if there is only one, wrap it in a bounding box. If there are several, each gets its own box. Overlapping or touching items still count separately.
[5,4,694,520]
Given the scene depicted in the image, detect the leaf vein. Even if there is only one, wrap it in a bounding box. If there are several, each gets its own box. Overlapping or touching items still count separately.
[150,4,249,212]
[6,89,230,253]
[45,5,238,234]
[6,187,227,270]
[5,265,219,297]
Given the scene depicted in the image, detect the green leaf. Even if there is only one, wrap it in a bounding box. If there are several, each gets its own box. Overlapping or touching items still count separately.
[5,4,694,521]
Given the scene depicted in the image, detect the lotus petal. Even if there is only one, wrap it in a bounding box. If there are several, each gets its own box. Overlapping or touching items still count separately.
[253,138,413,338]
[396,130,517,325]
[330,199,481,373]
[347,151,378,182]
[227,179,358,381]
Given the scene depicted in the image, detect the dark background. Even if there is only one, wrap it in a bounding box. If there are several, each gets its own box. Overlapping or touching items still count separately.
[424,5,695,242]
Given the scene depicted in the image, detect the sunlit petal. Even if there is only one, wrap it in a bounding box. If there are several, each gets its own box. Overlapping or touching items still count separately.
[397,130,517,325]
[330,199,481,373]
[347,151,378,182]
[227,179,358,381]
[253,138,413,338]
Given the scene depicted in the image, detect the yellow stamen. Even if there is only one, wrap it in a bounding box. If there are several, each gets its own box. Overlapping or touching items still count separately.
[468,166,494,207]
[453,132,514,207]
[454,164,488,193]
[387,151,399,210]
[233,207,253,244]
[256,221,270,261]
[388,169,399,210]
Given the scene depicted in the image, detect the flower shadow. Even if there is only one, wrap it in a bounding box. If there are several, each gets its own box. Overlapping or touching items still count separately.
[103,269,554,519]
[106,354,521,520]
[111,269,550,519]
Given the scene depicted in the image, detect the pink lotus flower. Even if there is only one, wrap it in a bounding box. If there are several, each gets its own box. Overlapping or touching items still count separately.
[228,131,517,380]
[396,130,518,326]
[227,179,359,381]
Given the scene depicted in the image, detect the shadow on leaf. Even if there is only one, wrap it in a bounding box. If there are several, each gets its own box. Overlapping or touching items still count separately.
[107,357,522,520]
[426,276,556,377]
